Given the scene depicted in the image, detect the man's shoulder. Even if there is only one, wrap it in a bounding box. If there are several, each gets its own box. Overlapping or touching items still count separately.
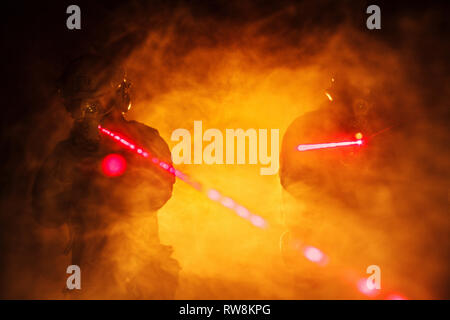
[124,120,171,159]
[284,105,352,142]
[126,120,161,138]
[288,107,341,131]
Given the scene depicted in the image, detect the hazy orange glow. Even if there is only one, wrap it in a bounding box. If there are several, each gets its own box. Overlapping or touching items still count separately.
[11,5,447,300]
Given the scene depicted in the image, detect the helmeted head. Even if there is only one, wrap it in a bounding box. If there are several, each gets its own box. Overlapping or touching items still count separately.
[326,75,375,133]
[58,55,132,120]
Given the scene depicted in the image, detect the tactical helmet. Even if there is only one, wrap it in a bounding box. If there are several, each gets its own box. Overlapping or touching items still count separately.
[326,75,374,133]
[58,55,131,119]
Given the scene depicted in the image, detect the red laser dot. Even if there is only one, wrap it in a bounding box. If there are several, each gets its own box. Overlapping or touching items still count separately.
[101,154,127,177]
[208,189,221,201]
[221,197,235,209]
[303,246,327,265]
[236,206,250,218]
[385,293,407,300]
[250,215,266,228]
[357,278,379,297]
[160,162,170,170]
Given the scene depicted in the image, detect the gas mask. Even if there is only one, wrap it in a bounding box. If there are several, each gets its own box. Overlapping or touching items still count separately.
[69,78,132,151]
[57,55,132,151]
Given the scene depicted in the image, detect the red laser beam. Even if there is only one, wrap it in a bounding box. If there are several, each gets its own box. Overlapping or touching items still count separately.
[297,139,363,152]
[98,125,267,228]
[303,245,328,266]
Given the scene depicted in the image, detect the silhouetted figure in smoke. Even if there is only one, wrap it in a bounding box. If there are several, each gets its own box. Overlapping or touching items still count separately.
[32,55,179,298]
[279,75,398,268]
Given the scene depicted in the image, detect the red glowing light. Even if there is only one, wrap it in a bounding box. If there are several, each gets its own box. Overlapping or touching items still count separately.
[102,154,127,177]
[250,215,267,228]
[385,293,407,300]
[357,278,380,297]
[297,139,363,152]
[236,206,250,218]
[303,246,328,266]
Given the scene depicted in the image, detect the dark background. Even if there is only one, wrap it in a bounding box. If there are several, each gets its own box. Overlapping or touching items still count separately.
[1,0,449,298]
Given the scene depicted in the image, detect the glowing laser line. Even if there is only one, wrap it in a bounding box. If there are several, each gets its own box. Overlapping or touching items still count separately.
[98,125,267,228]
[297,139,363,152]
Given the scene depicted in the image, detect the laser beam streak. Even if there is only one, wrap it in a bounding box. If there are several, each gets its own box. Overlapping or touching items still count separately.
[297,139,363,152]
